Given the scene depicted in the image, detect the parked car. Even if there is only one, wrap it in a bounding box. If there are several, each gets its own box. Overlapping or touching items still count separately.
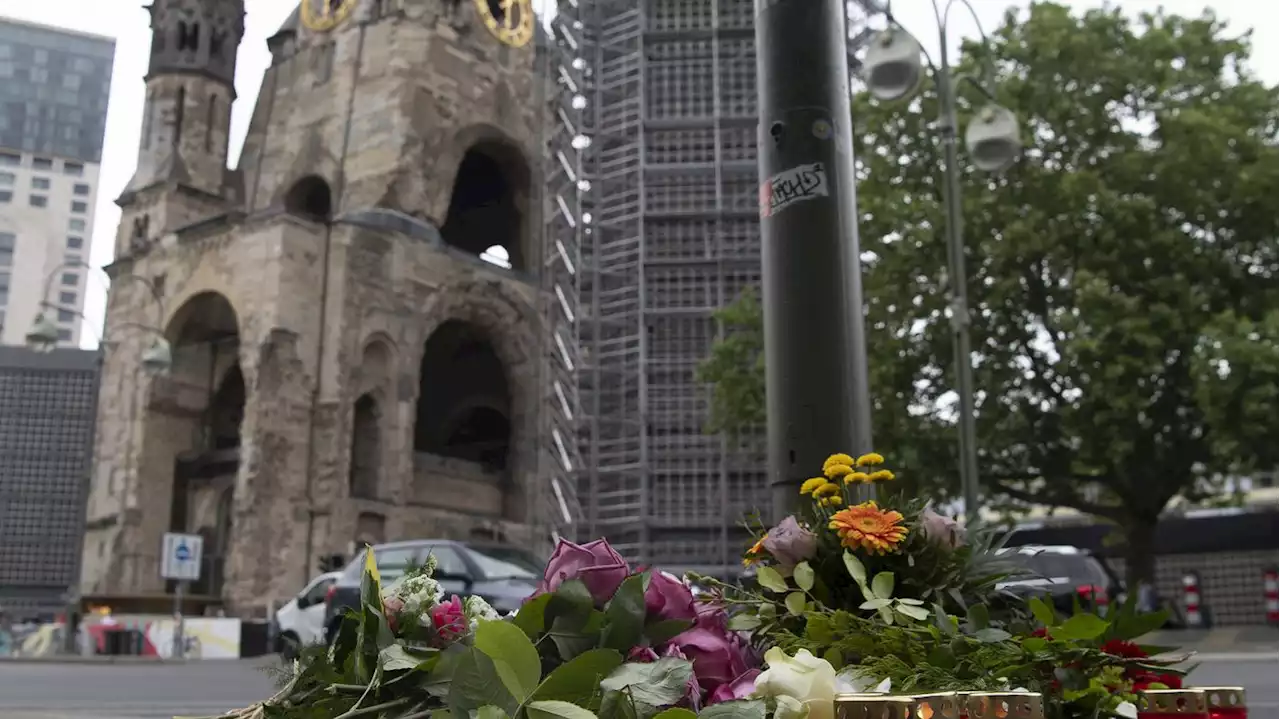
[275,571,342,659]
[322,540,544,644]
[996,545,1123,615]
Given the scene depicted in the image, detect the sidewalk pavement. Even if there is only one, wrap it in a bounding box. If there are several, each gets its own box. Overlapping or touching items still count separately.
[1144,626,1279,661]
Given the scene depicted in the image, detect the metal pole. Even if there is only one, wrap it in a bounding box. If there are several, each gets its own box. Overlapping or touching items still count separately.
[172,581,185,660]
[757,0,874,521]
[935,28,981,519]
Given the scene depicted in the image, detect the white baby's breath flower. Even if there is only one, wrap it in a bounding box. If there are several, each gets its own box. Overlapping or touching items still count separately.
[1115,701,1138,719]
[463,595,501,632]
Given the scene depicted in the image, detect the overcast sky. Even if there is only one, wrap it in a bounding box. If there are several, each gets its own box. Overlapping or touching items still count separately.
[0,0,1273,349]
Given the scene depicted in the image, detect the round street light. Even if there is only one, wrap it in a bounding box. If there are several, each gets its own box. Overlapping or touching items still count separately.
[140,337,173,376]
[965,104,1022,173]
[863,29,925,102]
[25,311,60,352]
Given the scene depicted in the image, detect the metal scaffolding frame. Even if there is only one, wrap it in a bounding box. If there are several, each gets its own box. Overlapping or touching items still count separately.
[544,0,879,577]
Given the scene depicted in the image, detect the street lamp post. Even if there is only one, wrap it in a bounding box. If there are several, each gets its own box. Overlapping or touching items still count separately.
[861,0,1022,521]
[756,0,877,521]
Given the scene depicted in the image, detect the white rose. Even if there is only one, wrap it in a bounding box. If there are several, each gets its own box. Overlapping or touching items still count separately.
[754,647,838,719]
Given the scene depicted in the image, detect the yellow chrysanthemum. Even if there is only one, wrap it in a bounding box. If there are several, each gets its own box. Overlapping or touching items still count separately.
[869,469,895,482]
[828,501,908,555]
[855,452,885,467]
[822,496,844,508]
[799,477,827,495]
[824,463,854,480]
[844,471,872,485]
[823,453,855,471]
[813,482,841,498]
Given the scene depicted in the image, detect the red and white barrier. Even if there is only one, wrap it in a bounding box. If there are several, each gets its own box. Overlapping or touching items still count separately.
[1264,568,1278,625]
[1183,572,1204,628]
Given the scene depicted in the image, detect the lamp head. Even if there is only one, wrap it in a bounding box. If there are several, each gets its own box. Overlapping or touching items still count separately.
[965,104,1022,173]
[25,312,60,352]
[140,338,173,376]
[863,29,924,102]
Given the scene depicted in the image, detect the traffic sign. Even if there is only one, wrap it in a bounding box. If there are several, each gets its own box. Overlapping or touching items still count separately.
[161,532,203,581]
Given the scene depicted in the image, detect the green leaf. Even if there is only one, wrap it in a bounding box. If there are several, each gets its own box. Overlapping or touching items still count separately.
[842,552,867,583]
[822,647,844,668]
[755,566,788,593]
[1055,613,1109,641]
[1021,637,1048,652]
[785,592,807,616]
[448,648,518,717]
[896,597,925,606]
[531,648,624,709]
[793,562,815,592]
[877,606,895,624]
[933,604,957,635]
[973,628,1012,643]
[477,707,510,719]
[599,690,640,719]
[653,710,698,719]
[514,592,554,638]
[859,598,892,611]
[1028,596,1057,628]
[379,643,434,672]
[966,603,990,631]
[601,574,648,651]
[698,700,768,719]
[600,658,694,709]
[548,579,596,626]
[870,572,895,600]
[645,618,694,645]
[726,614,762,631]
[474,620,542,702]
[526,700,599,719]
[1109,608,1169,642]
[896,603,930,621]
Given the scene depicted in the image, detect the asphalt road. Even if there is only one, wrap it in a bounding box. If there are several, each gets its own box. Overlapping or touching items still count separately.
[0,655,1275,719]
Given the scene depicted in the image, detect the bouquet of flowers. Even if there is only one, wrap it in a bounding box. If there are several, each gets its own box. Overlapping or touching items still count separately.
[189,452,1193,719]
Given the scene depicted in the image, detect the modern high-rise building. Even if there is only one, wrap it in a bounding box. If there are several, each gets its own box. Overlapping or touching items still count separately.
[0,17,115,348]
[544,0,877,577]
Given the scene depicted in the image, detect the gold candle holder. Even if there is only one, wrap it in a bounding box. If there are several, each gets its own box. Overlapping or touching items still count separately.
[909,692,962,719]
[1136,689,1209,715]
[963,691,1045,719]
[835,694,916,719]
[1199,687,1247,717]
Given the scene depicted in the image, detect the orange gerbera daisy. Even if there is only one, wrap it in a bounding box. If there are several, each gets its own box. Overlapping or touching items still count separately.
[743,534,767,566]
[828,501,908,554]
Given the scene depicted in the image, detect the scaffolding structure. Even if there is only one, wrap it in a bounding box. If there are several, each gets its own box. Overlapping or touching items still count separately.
[544,0,879,577]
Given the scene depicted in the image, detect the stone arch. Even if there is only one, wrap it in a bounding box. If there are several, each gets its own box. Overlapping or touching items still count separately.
[413,320,512,470]
[440,124,533,273]
[349,393,381,500]
[283,174,333,221]
[356,334,396,395]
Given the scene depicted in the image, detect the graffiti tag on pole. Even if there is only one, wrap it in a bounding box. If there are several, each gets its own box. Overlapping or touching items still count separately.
[759,162,829,218]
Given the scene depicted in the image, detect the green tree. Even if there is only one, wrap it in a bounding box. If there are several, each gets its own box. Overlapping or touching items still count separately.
[698,2,1278,584]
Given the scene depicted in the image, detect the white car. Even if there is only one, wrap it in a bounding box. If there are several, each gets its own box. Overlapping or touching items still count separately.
[275,571,341,659]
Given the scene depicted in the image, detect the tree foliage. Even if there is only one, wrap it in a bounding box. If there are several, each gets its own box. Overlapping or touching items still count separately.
[698,2,1279,581]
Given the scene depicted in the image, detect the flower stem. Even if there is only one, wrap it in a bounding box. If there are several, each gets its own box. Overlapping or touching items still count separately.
[333,697,411,719]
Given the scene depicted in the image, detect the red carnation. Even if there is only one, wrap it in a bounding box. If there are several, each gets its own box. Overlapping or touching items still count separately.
[1030,628,1052,639]
[1100,639,1148,659]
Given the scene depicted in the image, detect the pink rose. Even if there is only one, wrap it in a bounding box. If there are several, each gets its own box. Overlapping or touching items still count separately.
[430,595,467,645]
[663,626,751,695]
[693,599,729,630]
[534,539,631,605]
[382,596,405,632]
[645,572,697,622]
[708,669,762,705]
[662,643,704,711]
[628,646,659,663]
[761,516,818,571]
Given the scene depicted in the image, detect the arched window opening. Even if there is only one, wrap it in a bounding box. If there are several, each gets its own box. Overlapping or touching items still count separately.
[208,365,245,450]
[414,320,512,470]
[355,512,386,547]
[284,175,333,221]
[177,21,200,52]
[441,144,527,271]
[349,394,381,500]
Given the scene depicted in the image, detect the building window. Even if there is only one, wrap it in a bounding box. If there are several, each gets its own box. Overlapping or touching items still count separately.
[63,162,83,177]
[0,151,18,166]
[0,190,11,204]
[73,183,90,196]
[59,290,76,305]
[0,171,13,185]
[58,308,75,323]
[32,157,53,170]
[0,232,13,267]
[57,328,72,342]
[71,200,87,213]
[67,236,84,249]
[0,275,9,306]
[32,176,50,190]
[68,218,85,231]
[61,272,78,286]
[30,194,47,207]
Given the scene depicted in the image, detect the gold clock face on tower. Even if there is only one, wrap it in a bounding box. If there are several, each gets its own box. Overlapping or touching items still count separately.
[301,0,358,33]
[473,0,534,48]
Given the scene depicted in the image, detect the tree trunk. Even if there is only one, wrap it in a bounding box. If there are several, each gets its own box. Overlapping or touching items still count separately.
[1123,519,1158,590]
